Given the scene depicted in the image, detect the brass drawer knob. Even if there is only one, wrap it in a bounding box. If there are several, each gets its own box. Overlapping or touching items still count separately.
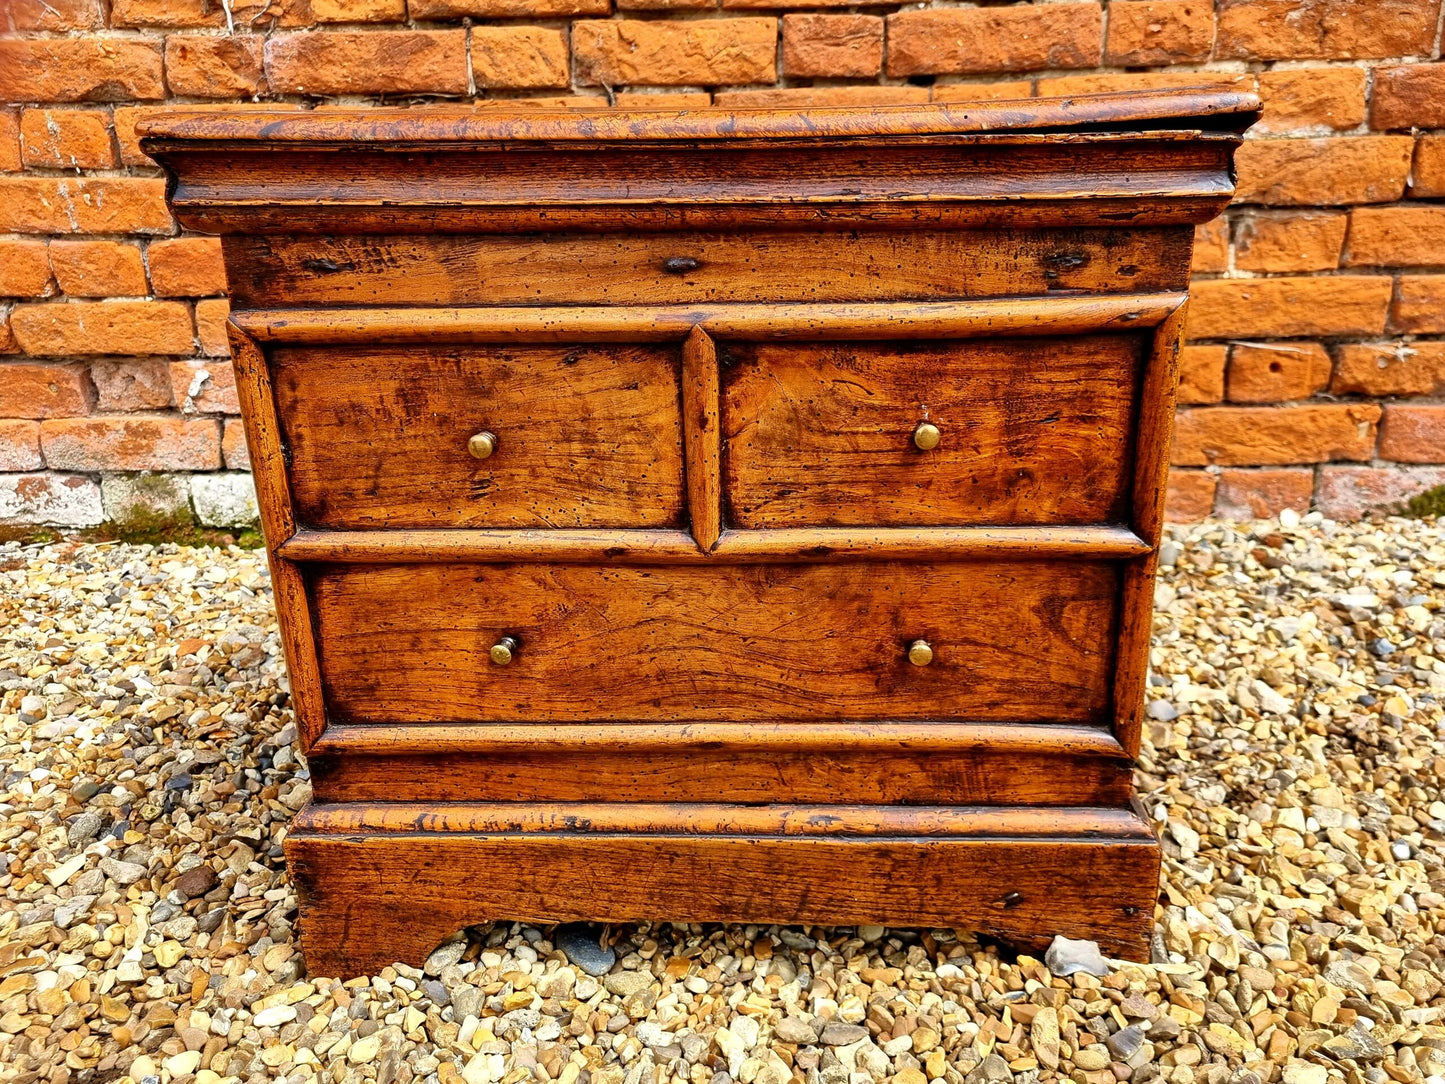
[912,422,941,451]
[490,636,520,666]
[468,430,498,460]
[908,640,934,666]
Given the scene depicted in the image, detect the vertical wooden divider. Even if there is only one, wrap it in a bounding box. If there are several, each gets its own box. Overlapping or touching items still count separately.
[682,326,722,553]
[1111,301,1187,759]
[228,323,329,751]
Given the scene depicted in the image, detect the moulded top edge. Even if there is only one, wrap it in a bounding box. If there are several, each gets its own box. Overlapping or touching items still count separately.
[137,87,1261,149]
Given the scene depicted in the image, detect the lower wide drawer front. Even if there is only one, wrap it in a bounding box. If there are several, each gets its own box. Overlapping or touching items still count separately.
[311,560,1120,724]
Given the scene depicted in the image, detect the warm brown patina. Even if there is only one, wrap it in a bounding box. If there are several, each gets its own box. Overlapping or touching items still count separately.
[142,88,1259,977]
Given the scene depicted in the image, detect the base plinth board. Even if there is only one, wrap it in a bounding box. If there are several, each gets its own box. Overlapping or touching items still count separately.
[285,802,1160,977]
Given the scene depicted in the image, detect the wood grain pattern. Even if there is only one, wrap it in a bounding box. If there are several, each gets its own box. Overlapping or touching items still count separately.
[287,812,1160,977]
[140,89,1259,147]
[1113,302,1188,758]
[310,560,1120,725]
[232,294,1183,344]
[227,325,327,751]
[220,227,1194,308]
[145,91,1257,971]
[723,335,1144,528]
[271,343,685,530]
[277,524,1150,564]
[682,327,721,551]
[307,721,1134,806]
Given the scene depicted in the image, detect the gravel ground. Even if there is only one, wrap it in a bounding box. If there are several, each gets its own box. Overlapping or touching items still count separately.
[1,515,1443,1084]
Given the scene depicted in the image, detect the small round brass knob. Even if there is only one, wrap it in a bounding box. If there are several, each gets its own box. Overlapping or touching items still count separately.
[912,422,941,451]
[490,636,519,666]
[908,640,934,666]
[468,431,498,460]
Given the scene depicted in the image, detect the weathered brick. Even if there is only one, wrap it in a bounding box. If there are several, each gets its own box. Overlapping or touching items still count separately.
[1037,71,1253,98]
[618,0,713,10]
[49,241,149,298]
[1332,341,1445,396]
[0,313,16,355]
[0,364,93,420]
[1344,206,1445,267]
[1172,404,1380,466]
[887,3,1102,76]
[475,95,608,110]
[1189,276,1392,339]
[782,15,883,79]
[1216,0,1440,60]
[1255,67,1366,133]
[165,35,265,98]
[147,237,227,297]
[11,301,194,356]
[1392,276,1445,332]
[1105,0,1214,65]
[1371,63,1445,130]
[1234,211,1345,272]
[1413,136,1445,197]
[0,178,172,236]
[1317,465,1445,518]
[612,92,712,108]
[1227,342,1333,403]
[101,473,194,527]
[196,299,232,356]
[5,0,104,30]
[0,39,165,102]
[111,0,297,27]
[89,358,174,411]
[1379,405,1445,462]
[575,19,776,86]
[20,109,116,169]
[191,472,259,526]
[1164,469,1216,521]
[1235,137,1413,205]
[411,0,606,16]
[930,82,1034,103]
[0,422,43,472]
[1191,219,1230,273]
[265,31,469,96]
[0,473,104,527]
[311,0,405,20]
[41,416,220,471]
[222,418,251,470]
[470,26,570,89]
[0,241,54,298]
[170,359,239,414]
[1179,345,1226,405]
[714,86,929,109]
[0,112,20,173]
[1214,468,1314,521]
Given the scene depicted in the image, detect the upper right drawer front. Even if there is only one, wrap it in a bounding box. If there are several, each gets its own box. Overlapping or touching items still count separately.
[722,332,1147,529]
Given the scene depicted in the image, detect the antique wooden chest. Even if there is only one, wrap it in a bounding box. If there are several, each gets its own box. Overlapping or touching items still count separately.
[143,89,1258,976]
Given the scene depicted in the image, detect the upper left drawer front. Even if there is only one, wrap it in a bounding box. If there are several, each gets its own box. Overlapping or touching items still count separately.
[270,343,686,529]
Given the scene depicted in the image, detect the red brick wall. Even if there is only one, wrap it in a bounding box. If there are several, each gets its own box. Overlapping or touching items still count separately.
[2,0,1444,527]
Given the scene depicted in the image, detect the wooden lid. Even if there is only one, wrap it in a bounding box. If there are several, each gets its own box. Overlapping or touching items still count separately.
[138,87,1261,150]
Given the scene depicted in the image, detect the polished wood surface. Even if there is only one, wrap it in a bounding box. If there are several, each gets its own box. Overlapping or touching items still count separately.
[306,721,1134,806]
[146,91,1256,974]
[221,227,1193,308]
[311,560,1119,724]
[273,343,685,529]
[723,335,1144,528]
